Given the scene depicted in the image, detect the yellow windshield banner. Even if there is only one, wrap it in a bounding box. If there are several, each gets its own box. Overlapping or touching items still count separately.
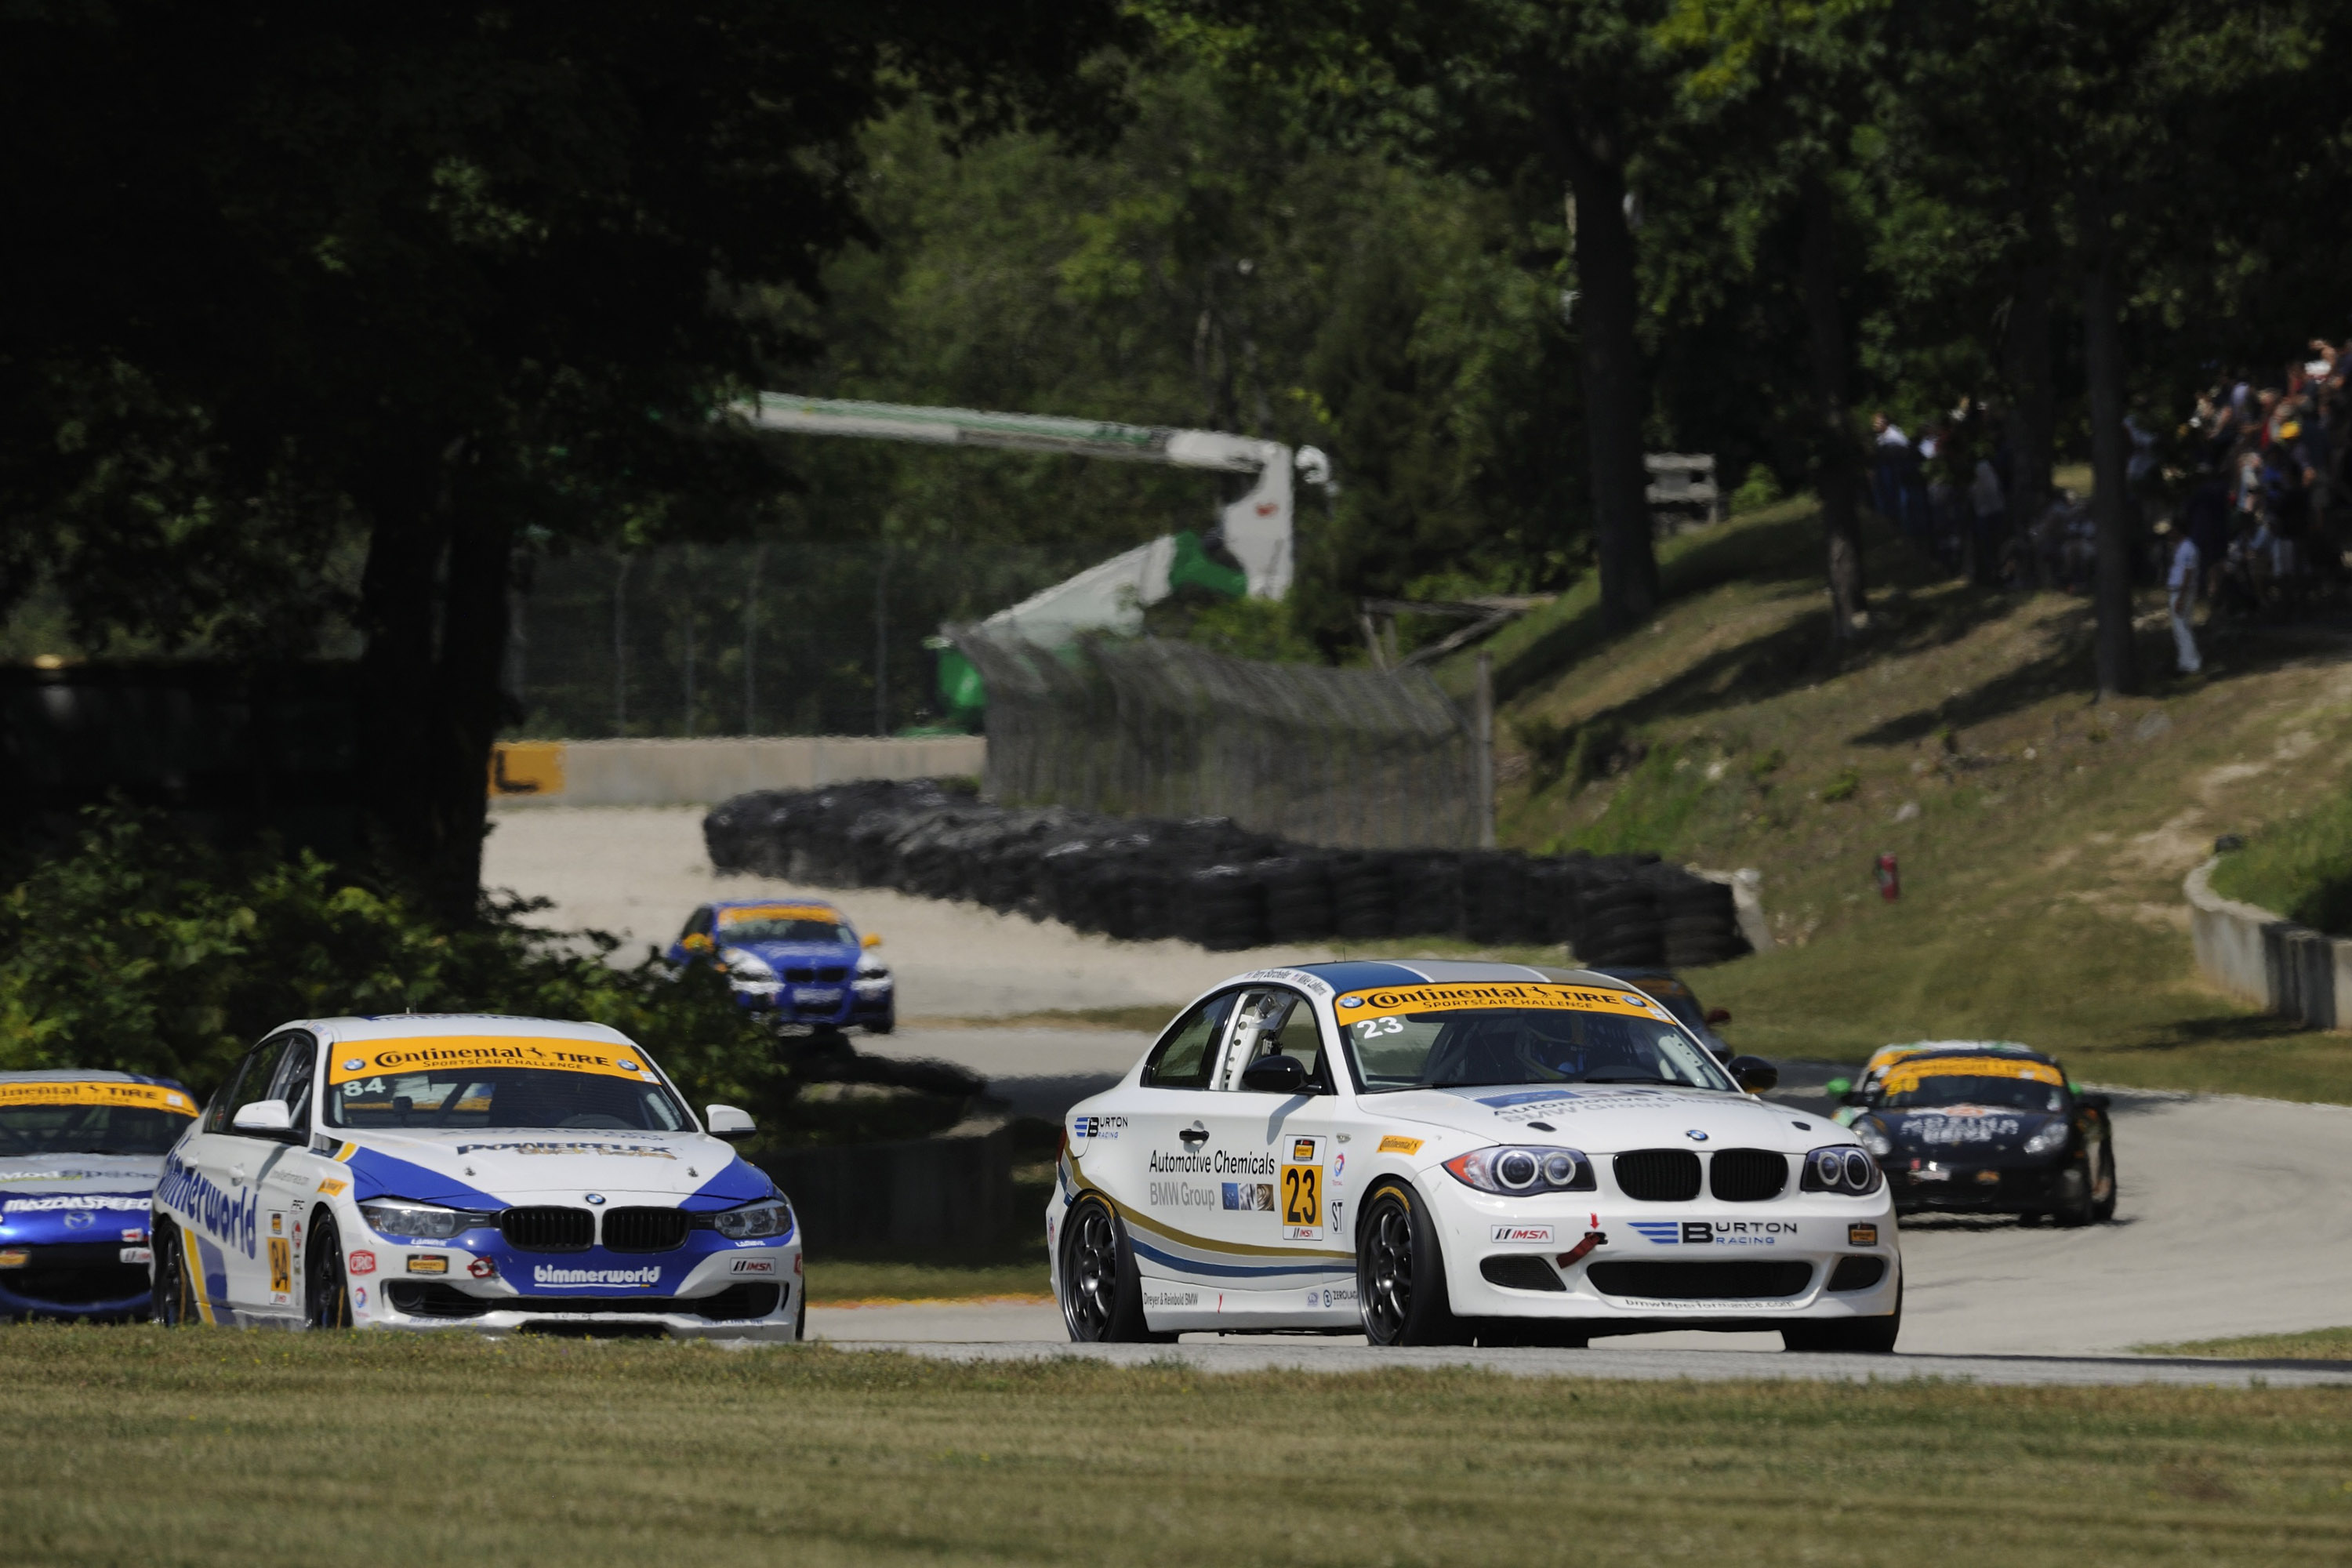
[1884,1057,2063,1094]
[718,904,838,926]
[328,1037,659,1086]
[1334,982,1664,1025]
[0,1080,196,1116]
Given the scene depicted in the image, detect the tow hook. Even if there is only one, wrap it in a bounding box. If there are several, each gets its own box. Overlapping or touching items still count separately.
[1556,1230,1606,1267]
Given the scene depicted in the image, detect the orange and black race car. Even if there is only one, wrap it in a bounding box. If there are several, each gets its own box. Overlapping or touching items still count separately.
[1838,1044,2116,1226]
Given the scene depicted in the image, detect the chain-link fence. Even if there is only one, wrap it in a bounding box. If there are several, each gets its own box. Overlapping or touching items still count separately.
[949,626,1479,849]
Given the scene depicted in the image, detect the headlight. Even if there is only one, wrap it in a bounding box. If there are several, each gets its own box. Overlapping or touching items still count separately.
[2023,1120,2071,1156]
[856,961,891,980]
[359,1200,477,1240]
[702,1198,793,1240]
[720,948,776,980]
[1443,1145,1594,1196]
[1855,1119,1893,1157]
[1799,1145,1883,1196]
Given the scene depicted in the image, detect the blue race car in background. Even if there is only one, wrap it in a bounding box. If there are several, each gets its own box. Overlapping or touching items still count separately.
[671,898,895,1035]
[0,1070,199,1320]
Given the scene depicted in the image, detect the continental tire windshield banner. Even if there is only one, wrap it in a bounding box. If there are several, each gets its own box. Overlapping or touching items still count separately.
[0,1080,196,1116]
[717,903,839,926]
[1884,1057,2063,1094]
[328,1037,659,1086]
[1334,983,1664,1025]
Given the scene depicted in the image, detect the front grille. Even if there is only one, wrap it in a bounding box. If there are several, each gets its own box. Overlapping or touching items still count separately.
[602,1207,690,1253]
[1828,1256,1888,1292]
[387,1281,782,1322]
[499,1207,595,1252]
[783,966,850,983]
[1613,1149,1703,1202]
[1587,1261,1815,1300]
[1708,1149,1789,1203]
[1479,1255,1567,1292]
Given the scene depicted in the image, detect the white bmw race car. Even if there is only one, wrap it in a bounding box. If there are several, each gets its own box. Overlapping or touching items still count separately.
[1051,962,1901,1351]
[152,1014,802,1338]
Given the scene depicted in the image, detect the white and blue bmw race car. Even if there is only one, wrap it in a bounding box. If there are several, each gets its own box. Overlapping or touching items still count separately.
[0,1070,198,1320]
[1051,962,1901,1351]
[152,1015,802,1338]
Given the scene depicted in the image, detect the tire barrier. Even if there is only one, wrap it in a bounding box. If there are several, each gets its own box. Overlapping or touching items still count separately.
[705,781,1755,965]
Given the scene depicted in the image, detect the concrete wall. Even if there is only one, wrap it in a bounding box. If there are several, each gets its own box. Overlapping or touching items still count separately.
[488,735,985,809]
[754,1118,1015,1256]
[2185,856,2352,1031]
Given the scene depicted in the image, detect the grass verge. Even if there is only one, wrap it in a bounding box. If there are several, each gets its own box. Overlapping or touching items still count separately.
[2140,1327,2352,1361]
[10,1327,2351,1565]
[2211,788,2352,935]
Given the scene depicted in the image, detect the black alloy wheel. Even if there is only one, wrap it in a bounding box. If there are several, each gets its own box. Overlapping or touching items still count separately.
[1058,1195,1164,1343]
[1357,1184,1461,1347]
[306,1214,352,1330]
[2089,1141,2118,1223]
[151,1220,197,1326]
[2052,1160,2096,1228]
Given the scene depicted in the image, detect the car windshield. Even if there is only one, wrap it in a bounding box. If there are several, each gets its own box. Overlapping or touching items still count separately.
[0,1104,193,1157]
[327,1067,690,1131]
[1880,1073,2067,1113]
[1344,994,1737,1094]
[720,916,851,946]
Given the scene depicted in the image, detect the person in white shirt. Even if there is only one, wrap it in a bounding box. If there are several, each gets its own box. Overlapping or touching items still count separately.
[2168,531,2202,674]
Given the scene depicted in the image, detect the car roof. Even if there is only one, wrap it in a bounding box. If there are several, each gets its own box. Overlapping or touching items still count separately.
[1295,959,1639,993]
[0,1068,190,1090]
[278,1014,639,1047]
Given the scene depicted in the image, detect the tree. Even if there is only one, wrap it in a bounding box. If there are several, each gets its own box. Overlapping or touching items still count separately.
[2,0,1131,916]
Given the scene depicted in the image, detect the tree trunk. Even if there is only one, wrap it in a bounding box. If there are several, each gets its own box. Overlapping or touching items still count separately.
[353,444,516,923]
[2002,258,2056,579]
[1560,143,1659,633]
[2077,184,2140,698]
[1799,173,1866,638]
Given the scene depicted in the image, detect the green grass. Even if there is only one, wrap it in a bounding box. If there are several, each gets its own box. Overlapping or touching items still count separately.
[9,1327,2351,1565]
[1479,492,2352,1103]
[2211,790,2352,934]
[2142,1327,2352,1361]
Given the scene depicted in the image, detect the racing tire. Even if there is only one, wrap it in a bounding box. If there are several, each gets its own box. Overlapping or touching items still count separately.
[1781,1279,1901,1354]
[2090,1142,2118,1223]
[862,1018,896,1037]
[306,1214,354,1330]
[2052,1161,2096,1228]
[151,1219,198,1327]
[1058,1194,1171,1344]
[1357,1182,1465,1347]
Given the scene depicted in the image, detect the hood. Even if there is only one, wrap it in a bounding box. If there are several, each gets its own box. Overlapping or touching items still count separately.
[334,1127,774,1211]
[0,1154,164,1244]
[1874,1105,2056,1157]
[1375,1085,1831,1154]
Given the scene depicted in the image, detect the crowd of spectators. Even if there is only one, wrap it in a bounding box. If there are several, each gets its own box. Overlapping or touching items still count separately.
[1860,343,2352,672]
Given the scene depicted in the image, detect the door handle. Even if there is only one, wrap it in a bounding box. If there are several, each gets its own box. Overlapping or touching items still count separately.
[1178,1123,1209,1147]
[229,1164,248,1185]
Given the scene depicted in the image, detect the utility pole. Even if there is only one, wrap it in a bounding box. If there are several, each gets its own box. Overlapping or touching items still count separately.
[1474,652,1497,848]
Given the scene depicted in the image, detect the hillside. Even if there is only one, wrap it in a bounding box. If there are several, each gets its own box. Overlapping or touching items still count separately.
[1454,491,2352,1102]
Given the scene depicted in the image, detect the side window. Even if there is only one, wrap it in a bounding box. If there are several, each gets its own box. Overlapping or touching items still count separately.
[1141,992,1240,1088]
[1221,989,1328,1092]
[268,1032,320,1131]
[205,1040,284,1135]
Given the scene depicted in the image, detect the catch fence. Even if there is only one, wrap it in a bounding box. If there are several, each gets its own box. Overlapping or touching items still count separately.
[949,626,1482,850]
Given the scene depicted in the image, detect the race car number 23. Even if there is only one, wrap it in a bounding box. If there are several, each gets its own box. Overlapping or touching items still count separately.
[1280,1162,1321,1239]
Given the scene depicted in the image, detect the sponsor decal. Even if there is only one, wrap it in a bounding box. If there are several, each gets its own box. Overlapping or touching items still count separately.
[1901,1115,2024,1144]
[1221,1181,1276,1212]
[717,902,839,926]
[1330,1200,1343,1231]
[1490,1224,1555,1245]
[270,1213,283,1236]
[450,1141,677,1160]
[469,1257,499,1280]
[730,1258,777,1275]
[1613,1296,1798,1312]
[1849,1223,1879,1247]
[1290,1137,1317,1161]
[0,1249,27,1267]
[1306,1284,1360,1308]
[316,1178,349,1196]
[328,1036,659,1087]
[154,1156,259,1258]
[2,1193,149,1214]
[1628,1220,1801,1247]
[1279,1157,1323,1241]
[1142,1289,1199,1308]
[530,1264,660,1288]
[1377,1135,1424,1156]
[1334,982,1664,1026]
[353,1286,366,1309]
[407,1254,448,1276]
[348,1250,377,1276]
[1149,1149,1277,1175]
[268,1238,292,1296]
[1070,1115,1126,1141]
[1882,1058,2063,1094]
[120,1228,144,1243]
[0,1080,196,1116]
[119,1246,152,1265]
[1477,1090,1577,1110]
[1149,1181,1221,1209]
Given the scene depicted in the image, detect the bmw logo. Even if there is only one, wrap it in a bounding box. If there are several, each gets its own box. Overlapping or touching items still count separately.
[618,1060,638,1073]
[1686,1129,1709,1142]
[1339,995,1361,1007]
[343,1059,363,1073]
[584,1193,606,1206]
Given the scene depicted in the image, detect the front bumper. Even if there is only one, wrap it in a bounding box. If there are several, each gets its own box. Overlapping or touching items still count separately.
[347,1229,801,1339]
[730,977,893,1027]
[0,1240,151,1321]
[1886,1156,2073,1213]
[1436,1188,1900,1326]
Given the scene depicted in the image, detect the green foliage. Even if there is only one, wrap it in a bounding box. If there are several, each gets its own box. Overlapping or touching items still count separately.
[2211,796,2352,936]
[1554,742,1715,855]
[1728,463,1784,513]
[1820,767,1861,803]
[0,811,781,1107]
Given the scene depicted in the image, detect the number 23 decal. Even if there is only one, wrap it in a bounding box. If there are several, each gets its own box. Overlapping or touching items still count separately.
[1352,1017,1404,1038]
[1280,1163,1320,1226]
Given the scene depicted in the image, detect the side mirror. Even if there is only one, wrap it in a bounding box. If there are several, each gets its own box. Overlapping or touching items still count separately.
[1704,1007,1733,1026]
[1240,1054,1308,1094]
[2078,1092,2111,1112]
[232,1099,294,1134]
[1726,1055,1778,1094]
[682,933,713,953]
[1839,1089,1873,1107]
[861,932,883,949]
[705,1105,756,1139]
[1824,1077,1853,1098]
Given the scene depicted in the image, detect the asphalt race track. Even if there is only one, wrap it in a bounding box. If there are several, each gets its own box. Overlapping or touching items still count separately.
[492,807,2352,1376]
